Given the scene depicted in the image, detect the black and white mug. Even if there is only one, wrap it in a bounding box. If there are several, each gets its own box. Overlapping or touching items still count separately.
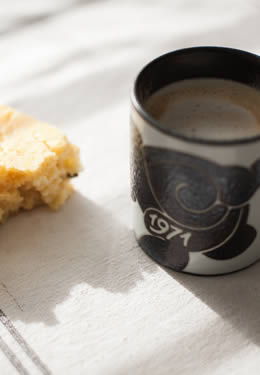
[130,46,260,275]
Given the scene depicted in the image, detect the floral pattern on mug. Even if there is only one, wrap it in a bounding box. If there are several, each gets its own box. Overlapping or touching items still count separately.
[131,125,258,271]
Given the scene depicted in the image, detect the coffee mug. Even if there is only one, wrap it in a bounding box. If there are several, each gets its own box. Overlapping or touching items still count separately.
[130,46,260,275]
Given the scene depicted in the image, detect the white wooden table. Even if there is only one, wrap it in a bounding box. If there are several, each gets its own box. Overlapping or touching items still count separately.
[0,1,259,374]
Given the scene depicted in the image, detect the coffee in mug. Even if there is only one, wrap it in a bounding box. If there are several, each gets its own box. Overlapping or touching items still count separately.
[145,78,260,141]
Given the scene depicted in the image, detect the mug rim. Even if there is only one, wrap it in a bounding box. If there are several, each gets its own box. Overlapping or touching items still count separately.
[131,46,260,147]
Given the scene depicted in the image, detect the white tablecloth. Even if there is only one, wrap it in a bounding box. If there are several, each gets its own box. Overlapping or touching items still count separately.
[0,1,259,374]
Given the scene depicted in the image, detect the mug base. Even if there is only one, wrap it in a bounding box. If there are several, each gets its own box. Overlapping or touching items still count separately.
[136,234,260,276]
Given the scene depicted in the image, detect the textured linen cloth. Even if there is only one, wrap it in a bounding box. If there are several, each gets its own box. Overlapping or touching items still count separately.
[0,1,259,374]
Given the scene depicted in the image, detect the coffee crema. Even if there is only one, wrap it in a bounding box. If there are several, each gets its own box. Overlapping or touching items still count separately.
[145,78,260,140]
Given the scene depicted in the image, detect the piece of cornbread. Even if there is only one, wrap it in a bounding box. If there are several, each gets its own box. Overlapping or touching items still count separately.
[0,105,81,223]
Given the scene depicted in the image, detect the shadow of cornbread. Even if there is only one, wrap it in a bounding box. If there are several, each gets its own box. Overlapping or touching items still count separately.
[0,192,157,325]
